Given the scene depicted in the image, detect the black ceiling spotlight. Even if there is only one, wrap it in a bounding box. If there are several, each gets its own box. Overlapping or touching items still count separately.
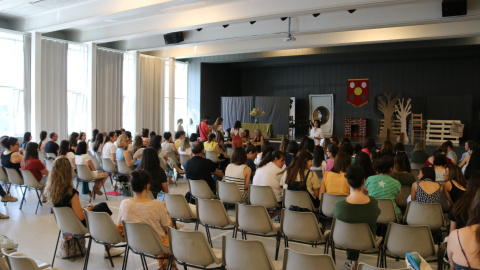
[312,13,320,17]
[281,17,288,21]
[250,21,256,25]
[196,28,202,31]
[223,24,229,28]
[348,9,356,13]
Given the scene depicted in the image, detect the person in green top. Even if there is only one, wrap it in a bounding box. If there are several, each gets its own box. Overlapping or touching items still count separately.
[333,165,381,270]
[390,152,416,186]
[410,141,429,164]
[365,155,402,218]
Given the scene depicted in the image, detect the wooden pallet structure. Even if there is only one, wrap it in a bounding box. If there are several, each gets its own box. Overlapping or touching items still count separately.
[426,120,462,146]
[379,119,402,137]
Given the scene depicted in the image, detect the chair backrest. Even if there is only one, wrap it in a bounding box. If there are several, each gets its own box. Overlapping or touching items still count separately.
[357,262,409,270]
[249,185,278,209]
[411,169,419,181]
[179,154,190,167]
[38,150,47,164]
[310,168,323,180]
[84,210,124,245]
[196,198,233,228]
[168,228,220,267]
[404,201,444,230]
[218,181,243,204]
[205,151,220,163]
[189,179,215,199]
[2,250,41,270]
[280,209,323,242]
[384,223,436,259]
[102,158,118,174]
[320,193,347,218]
[236,203,276,234]
[165,193,197,220]
[283,190,314,211]
[76,164,95,181]
[94,152,103,165]
[46,153,57,159]
[332,219,375,251]
[117,160,132,175]
[20,170,44,189]
[376,199,398,224]
[52,207,89,235]
[222,236,277,270]
[411,113,423,129]
[45,159,54,171]
[410,163,423,170]
[90,155,103,171]
[397,186,411,209]
[439,192,450,213]
[122,221,169,256]
[0,166,9,183]
[4,168,24,186]
[283,249,335,270]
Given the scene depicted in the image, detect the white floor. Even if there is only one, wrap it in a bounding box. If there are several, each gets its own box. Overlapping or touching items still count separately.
[0,177,436,270]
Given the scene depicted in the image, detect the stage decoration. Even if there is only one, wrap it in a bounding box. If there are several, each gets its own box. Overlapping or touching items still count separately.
[347,78,369,107]
[395,98,412,143]
[377,92,399,139]
[250,107,265,124]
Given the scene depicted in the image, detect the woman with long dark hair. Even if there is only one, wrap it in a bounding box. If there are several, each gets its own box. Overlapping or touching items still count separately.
[68,132,79,153]
[231,121,243,148]
[225,147,252,196]
[324,144,338,173]
[354,152,376,179]
[88,129,99,153]
[38,130,48,151]
[252,150,286,203]
[93,133,104,154]
[390,152,416,186]
[311,145,325,170]
[59,140,75,169]
[21,142,49,201]
[320,152,351,196]
[411,166,442,203]
[449,171,480,232]
[443,165,467,206]
[285,140,299,168]
[136,147,168,198]
[21,132,32,150]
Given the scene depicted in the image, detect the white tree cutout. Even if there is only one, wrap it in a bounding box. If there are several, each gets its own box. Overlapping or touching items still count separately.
[395,98,412,142]
[378,92,399,138]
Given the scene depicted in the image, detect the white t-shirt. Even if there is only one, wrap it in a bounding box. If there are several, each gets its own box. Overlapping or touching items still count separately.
[310,127,324,146]
[252,162,283,202]
[102,141,117,160]
[161,142,176,153]
[178,147,192,156]
[65,152,76,168]
[75,154,91,166]
[231,128,244,137]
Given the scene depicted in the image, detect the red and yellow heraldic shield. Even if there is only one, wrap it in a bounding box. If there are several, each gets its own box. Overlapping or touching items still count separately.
[347,78,369,107]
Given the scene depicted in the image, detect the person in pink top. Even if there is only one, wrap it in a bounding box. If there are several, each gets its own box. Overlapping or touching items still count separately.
[199,116,211,142]
[324,144,338,173]
[231,121,244,149]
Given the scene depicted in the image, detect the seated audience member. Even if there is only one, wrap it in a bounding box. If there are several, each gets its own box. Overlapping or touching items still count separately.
[285,141,299,168]
[150,135,175,183]
[464,141,480,180]
[298,136,309,152]
[93,133,104,156]
[189,133,199,146]
[45,132,60,156]
[340,142,355,164]
[251,129,264,150]
[59,140,75,169]
[136,147,168,198]
[38,131,48,151]
[354,152,376,179]
[302,137,315,155]
[332,165,381,270]
[225,128,232,146]
[379,140,395,160]
[1,136,23,178]
[141,128,150,147]
[68,132,79,153]
[254,140,271,166]
[433,153,448,182]
[353,144,363,156]
[204,133,224,159]
[245,145,258,177]
[310,120,324,147]
[177,118,184,132]
[116,170,172,268]
[88,129,99,153]
[410,141,430,165]
[425,146,453,167]
[390,152,416,186]
[443,165,467,206]
[320,152,351,196]
[75,141,108,198]
[231,121,243,149]
[449,172,480,232]
[124,131,133,153]
[411,166,442,203]
[443,140,458,165]
[365,156,402,218]
[330,136,340,147]
[79,131,86,143]
[242,129,250,146]
[102,131,118,162]
[20,142,48,201]
[447,189,480,270]
[174,131,185,150]
[178,137,193,157]
[21,132,32,150]
[279,136,290,154]
[311,146,325,172]
[362,137,379,160]
[280,150,320,207]
[324,144,338,173]
[252,150,285,204]
[162,132,181,165]
[341,138,351,147]
[215,131,229,157]
[458,140,473,166]
[224,147,252,196]
[394,142,405,154]
[116,135,138,168]
[185,142,224,193]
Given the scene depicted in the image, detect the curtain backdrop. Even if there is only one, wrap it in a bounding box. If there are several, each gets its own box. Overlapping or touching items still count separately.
[136,55,165,134]
[41,39,68,140]
[24,34,31,135]
[221,96,254,130]
[96,48,123,132]
[255,96,290,134]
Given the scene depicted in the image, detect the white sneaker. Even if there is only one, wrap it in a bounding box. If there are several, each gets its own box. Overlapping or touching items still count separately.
[175,222,185,229]
[104,247,125,258]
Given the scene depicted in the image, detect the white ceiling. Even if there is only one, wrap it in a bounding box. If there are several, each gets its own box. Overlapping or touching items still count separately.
[1,0,479,59]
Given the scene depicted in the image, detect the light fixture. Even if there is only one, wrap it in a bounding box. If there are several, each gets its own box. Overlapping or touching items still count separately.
[250,21,256,25]
[196,28,202,31]
[223,24,229,28]
[312,13,320,17]
[281,17,288,21]
[348,9,356,13]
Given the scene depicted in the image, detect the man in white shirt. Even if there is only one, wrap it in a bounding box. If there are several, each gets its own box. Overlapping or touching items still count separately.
[102,131,118,163]
[310,119,324,146]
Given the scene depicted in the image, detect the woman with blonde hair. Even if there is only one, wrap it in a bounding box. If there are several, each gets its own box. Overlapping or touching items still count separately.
[212,117,225,135]
[116,134,138,168]
[252,129,264,149]
[178,137,192,157]
[215,130,230,158]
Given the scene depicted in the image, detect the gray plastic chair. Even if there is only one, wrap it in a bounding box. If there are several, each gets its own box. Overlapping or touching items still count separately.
[102,158,118,185]
[330,218,382,265]
[5,168,27,209]
[218,180,243,206]
[164,193,198,230]
[310,167,323,181]
[179,154,190,169]
[51,207,90,268]
[319,193,347,229]
[168,228,222,269]
[20,170,46,214]
[46,153,57,160]
[235,203,281,259]
[404,201,445,230]
[196,198,236,247]
[410,163,423,170]
[283,190,316,212]
[189,179,216,199]
[282,248,335,270]
[2,248,51,270]
[205,151,224,164]
[358,262,409,270]
[38,150,47,165]
[122,221,172,270]
[90,155,103,172]
[0,165,11,195]
[222,236,282,270]
[117,160,132,177]
[397,186,411,210]
[377,199,399,225]
[280,209,329,255]
[249,185,278,211]
[84,210,126,268]
[45,159,54,171]
[76,164,108,203]
[381,223,442,269]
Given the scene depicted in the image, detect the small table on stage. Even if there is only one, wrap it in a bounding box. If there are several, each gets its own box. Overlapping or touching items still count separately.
[242,123,274,138]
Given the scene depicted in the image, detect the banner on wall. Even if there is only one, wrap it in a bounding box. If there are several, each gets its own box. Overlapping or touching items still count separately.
[309,94,334,138]
[347,78,369,107]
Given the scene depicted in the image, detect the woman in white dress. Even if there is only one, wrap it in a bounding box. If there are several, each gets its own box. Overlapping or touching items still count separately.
[310,119,324,147]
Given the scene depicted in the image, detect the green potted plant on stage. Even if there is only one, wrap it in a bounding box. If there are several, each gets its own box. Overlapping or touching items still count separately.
[250,107,265,124]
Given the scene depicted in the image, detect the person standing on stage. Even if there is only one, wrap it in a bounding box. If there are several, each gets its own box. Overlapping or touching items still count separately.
[310,120,324,147]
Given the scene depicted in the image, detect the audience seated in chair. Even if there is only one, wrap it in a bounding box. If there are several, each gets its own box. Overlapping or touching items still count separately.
[390,152,416,187]
[449,171,480,233]
[20,142,49,202]
[75,141,108,199]
[102,131,118,164]
[0,136,21,214]
[411,167,442,204]
[45,132,59,156]
[320,152,351,196]
[185,142,223,194]
[443,165,467,206]
[224,147,251,197]
[116,135,138,169]
[252,150,285,204]
[136,147,168,198]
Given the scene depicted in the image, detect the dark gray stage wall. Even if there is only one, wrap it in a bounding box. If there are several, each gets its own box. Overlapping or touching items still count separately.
[221,96,254,130]
[192,44,480,140]
[255,96,290,134]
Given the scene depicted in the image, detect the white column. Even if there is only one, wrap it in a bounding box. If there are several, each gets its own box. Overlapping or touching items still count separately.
[168,58,175,133]
[30,32,42,141]
[87,42,97,131]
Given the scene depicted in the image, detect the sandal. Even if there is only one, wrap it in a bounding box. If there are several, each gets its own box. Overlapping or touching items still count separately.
[344,262,357,270]
[0,213,9,219]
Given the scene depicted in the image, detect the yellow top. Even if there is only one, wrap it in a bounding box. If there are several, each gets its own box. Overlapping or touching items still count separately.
[204,141,219,156]
[322,171,350,195]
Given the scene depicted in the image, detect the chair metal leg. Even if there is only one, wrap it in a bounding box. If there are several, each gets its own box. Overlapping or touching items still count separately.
[122,247,130,270]
[331,241,336,262]
[52,230,61,266]
[205,226,212,247]
[194,221,199,231]
[105,246,114,267]
[103,184,108,200]
[140,255,147,270]
[275,233,281,260]
[83,237,93,270]
[19,186,27,210]
[35,189,42,214]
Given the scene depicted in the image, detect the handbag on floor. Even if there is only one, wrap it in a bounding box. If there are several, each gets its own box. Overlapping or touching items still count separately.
[56,233,86,259]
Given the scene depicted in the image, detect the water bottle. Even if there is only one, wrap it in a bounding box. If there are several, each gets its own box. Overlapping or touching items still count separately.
[118,182,123,195]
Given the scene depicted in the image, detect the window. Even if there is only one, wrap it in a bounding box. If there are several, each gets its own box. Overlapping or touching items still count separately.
[123,52,136,134]
[164,60,170,132]
[0,31,24,136]
[174,61,188,134]
[67,43,89,135]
